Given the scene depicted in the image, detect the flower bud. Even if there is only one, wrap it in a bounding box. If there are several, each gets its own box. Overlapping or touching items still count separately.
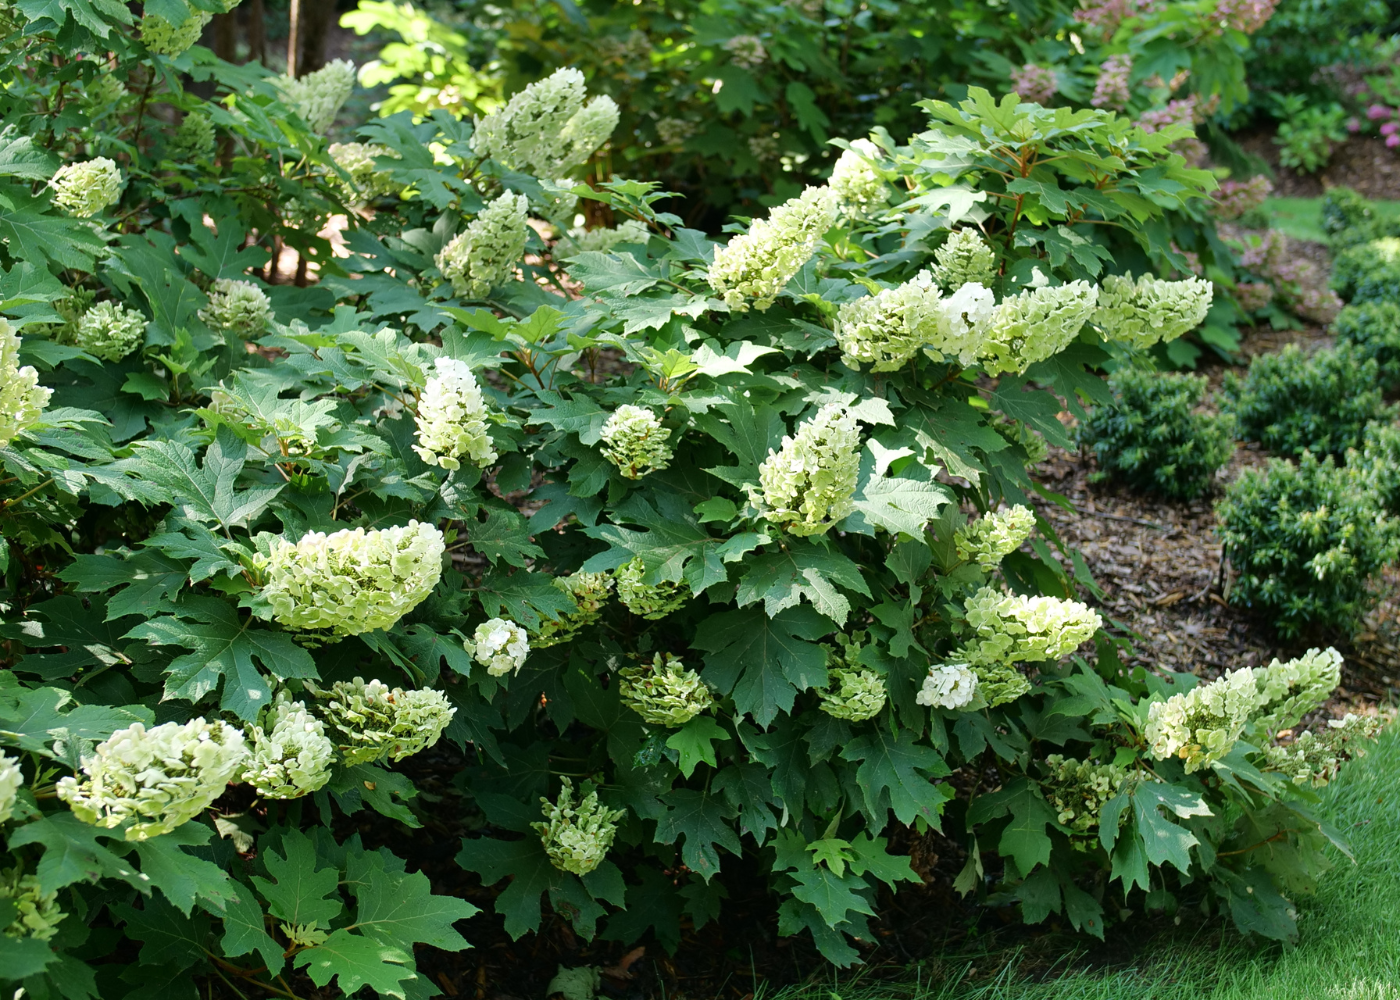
[75,301,145,362]
[709,186,838,311]
[0,869,65,942]
[1093,273,1213,349]
[414,356,498,470]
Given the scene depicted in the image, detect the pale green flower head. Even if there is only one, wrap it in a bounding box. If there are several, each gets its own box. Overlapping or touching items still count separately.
[955,504,1036,571]
[533,777,627,876]
[240,696,335,799]
[615,556,688,619]
[723,34,767,69]
[600,404,672,479]
[555,219,650,260]
[0,869,64,942]
[260,520,445,637]
[414,356,498,470]
[80,75,129,121]
[170,110,216,160]
[1040,755,1135,836]
[816,631,886,721]
[979,279,1099,375]
[0,752,21,825]
[0,319,51,448]
[708,185,838,311]
[471,67,619,177]
[140,9,211,56]
[619,652,714,727]
[50,157,123,217]
[829,138,888,216]
[752,403,860,536]
[198,278,271,337]
[56,719,248,841]
[75,301,145,361]
[435,192,530,300]
[916,661,978,710]
[972,661,1032,707]
[1253,646,1342,732]
[931,229,997,291]
[328,142,401,201]
[1145,666,1263,773]
[957,586,1102,668]
[532,570,613,647]
[1264,713,1381,787]
[1093,273,1213,349]
[835,269,996,374]
[467,617,530,677]
[313,677,455,765]
[277,59,357,134]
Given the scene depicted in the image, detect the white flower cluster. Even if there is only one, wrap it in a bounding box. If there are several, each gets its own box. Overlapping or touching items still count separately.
[835,272,991,372]
[1093,273,1214,349]
[954,504,1036,571]
[240,697,335,799]
[723,34,767,69]
[979,280,1099,376]
[930,230,998,291]
[0,752,21,825]
[1146,647,1344,773]
[958,587,1102,665]
[435,192,530,300]
[466,617,530,677]
[818,633,886,721]
[140,9,211,56]
[0,320,50,448]
[1144,667,1263,773]
[198,279,272,337]
[554,220,650,260]
[619,652,714,726]
[1264,714,1381,787]
[57,719,247,841]
[615,557,688,619]
[916,662,979,710]
[414,356,498,470]
[261,521,445,637]
[75,301,145,361]
[533,777,626,876]
[709,186,839,311]
[600,404,672,479]
[1253,646,1343,731]
[1040,755,1134,835]
[171,110,216,160]
[277,59,357,134]
[829,139,887,215]
[752,403,860,536]
[50,157,123,217]
[471,67,619,177]
[327,142,400,201]
[533,571,613,647]
[0,869,65,942]
[314,677,455,765]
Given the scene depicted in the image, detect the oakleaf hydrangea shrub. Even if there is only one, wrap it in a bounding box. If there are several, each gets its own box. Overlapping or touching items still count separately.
[1332,300,1400,390]
[1216,452,1400,637]
[0,49,1378,991]
[1221,343,1390,458]
[1080,367,1235,500]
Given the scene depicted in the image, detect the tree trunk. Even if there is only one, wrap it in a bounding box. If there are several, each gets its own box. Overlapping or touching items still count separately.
[213,11,236,63]
[286,0,300,75]
[296,0,337,76]
[247,0,265,67]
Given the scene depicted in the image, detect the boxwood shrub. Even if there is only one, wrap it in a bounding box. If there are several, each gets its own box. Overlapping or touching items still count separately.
[1332,300,1400,391]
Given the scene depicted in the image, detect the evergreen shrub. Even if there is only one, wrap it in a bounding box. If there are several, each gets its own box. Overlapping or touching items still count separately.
[1332,300,1400,391]
[1079,367,1235,500]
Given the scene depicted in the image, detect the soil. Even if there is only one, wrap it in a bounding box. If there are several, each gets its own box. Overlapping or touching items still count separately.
[1236,128,1400,200]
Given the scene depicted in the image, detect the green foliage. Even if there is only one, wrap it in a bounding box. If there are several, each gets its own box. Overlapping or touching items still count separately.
[1332,237,1400,304]
[1221,343,1390,458]
[1080,367,1235,500]
[0,0,1376,989]
[1355,420,1400,515]
[1216,452,1400,638]
[1332,300,1400,390]
[1272,97,1349,173]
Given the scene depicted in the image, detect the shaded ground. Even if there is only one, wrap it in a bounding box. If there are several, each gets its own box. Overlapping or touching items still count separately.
[1237,129,1400,200]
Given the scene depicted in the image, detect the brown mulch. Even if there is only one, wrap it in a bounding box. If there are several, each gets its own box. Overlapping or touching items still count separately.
[1235,129,1400,200]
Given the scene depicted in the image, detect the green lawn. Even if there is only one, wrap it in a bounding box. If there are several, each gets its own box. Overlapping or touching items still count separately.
[1263,196,1400,244]
[765,725,1400,1000]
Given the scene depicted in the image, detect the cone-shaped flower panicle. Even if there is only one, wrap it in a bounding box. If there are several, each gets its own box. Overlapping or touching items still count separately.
[930,229,997,291]
[615,557,688,619]
[533,777,626,876]
[709,186,838,311]
[954,504,1036,571]
[240,697,335,800]
[829,138,888,215]
[50,157,123,217]
[471,67,619,176]
[435,192,530,300]
[554,219,650,260]
[1252,646,1343,731]
[328,142,401,201]
[817,632,886,721]
[1145,666,1262,773]
[312,677,455,765]
[260,521,444,637]
[1264,713,1381,787]
[618,652,714,727]
[75,301,145,362]
[56,719,248,841]
[1093,273,1213,349]
[600,404,672,479]
[0,319,51,448]
[277,59,357,134]
[979,279,1099,375]
[414,356,498,470]
[752,403,860,536]
[1040,755,1135,835]
[140,9,212,55]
